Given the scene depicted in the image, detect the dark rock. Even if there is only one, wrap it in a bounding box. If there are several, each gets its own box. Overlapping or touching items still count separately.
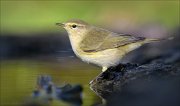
[106,76,180,106]
[90,63,179,99]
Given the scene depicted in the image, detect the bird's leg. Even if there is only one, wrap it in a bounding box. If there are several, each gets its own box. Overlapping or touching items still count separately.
[102,67,108,72]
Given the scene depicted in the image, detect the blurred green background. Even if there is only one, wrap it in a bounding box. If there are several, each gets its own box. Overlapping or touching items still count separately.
[1,0,179,34]
[0,0,179,106]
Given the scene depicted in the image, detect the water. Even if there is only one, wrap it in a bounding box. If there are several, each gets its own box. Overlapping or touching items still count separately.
[0,58,102,106]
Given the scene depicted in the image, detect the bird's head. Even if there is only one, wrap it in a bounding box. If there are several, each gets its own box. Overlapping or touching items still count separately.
[56,19,90,36]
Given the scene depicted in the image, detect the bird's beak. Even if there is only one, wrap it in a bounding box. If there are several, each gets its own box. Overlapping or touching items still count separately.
[56,23,65,27]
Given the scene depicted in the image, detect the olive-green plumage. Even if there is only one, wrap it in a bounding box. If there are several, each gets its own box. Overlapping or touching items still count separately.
[56,19,168,72]
[80,27,145,52]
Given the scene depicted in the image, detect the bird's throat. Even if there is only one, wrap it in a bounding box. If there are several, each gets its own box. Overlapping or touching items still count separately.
[68,34,83,56]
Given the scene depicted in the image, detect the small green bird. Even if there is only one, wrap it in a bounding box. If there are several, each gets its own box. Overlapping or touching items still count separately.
[56,19,171,72]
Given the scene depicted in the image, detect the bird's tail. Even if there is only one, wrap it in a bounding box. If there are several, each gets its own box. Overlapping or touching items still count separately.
[144,36,174,43]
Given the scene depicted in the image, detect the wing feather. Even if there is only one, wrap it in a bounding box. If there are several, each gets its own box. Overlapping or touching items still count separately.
[80,27,145,52]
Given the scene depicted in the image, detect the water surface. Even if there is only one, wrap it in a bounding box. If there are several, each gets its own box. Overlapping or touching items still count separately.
[0,58,102,106]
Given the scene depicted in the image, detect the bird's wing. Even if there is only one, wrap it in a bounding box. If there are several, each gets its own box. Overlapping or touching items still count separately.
[80,31,145,52]
[79,27,110,52]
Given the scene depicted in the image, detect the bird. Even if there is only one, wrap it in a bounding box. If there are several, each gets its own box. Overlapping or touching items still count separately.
[56,19,172,72]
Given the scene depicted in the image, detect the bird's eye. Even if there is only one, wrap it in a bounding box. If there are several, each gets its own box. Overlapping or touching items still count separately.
[72,24,77,28]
